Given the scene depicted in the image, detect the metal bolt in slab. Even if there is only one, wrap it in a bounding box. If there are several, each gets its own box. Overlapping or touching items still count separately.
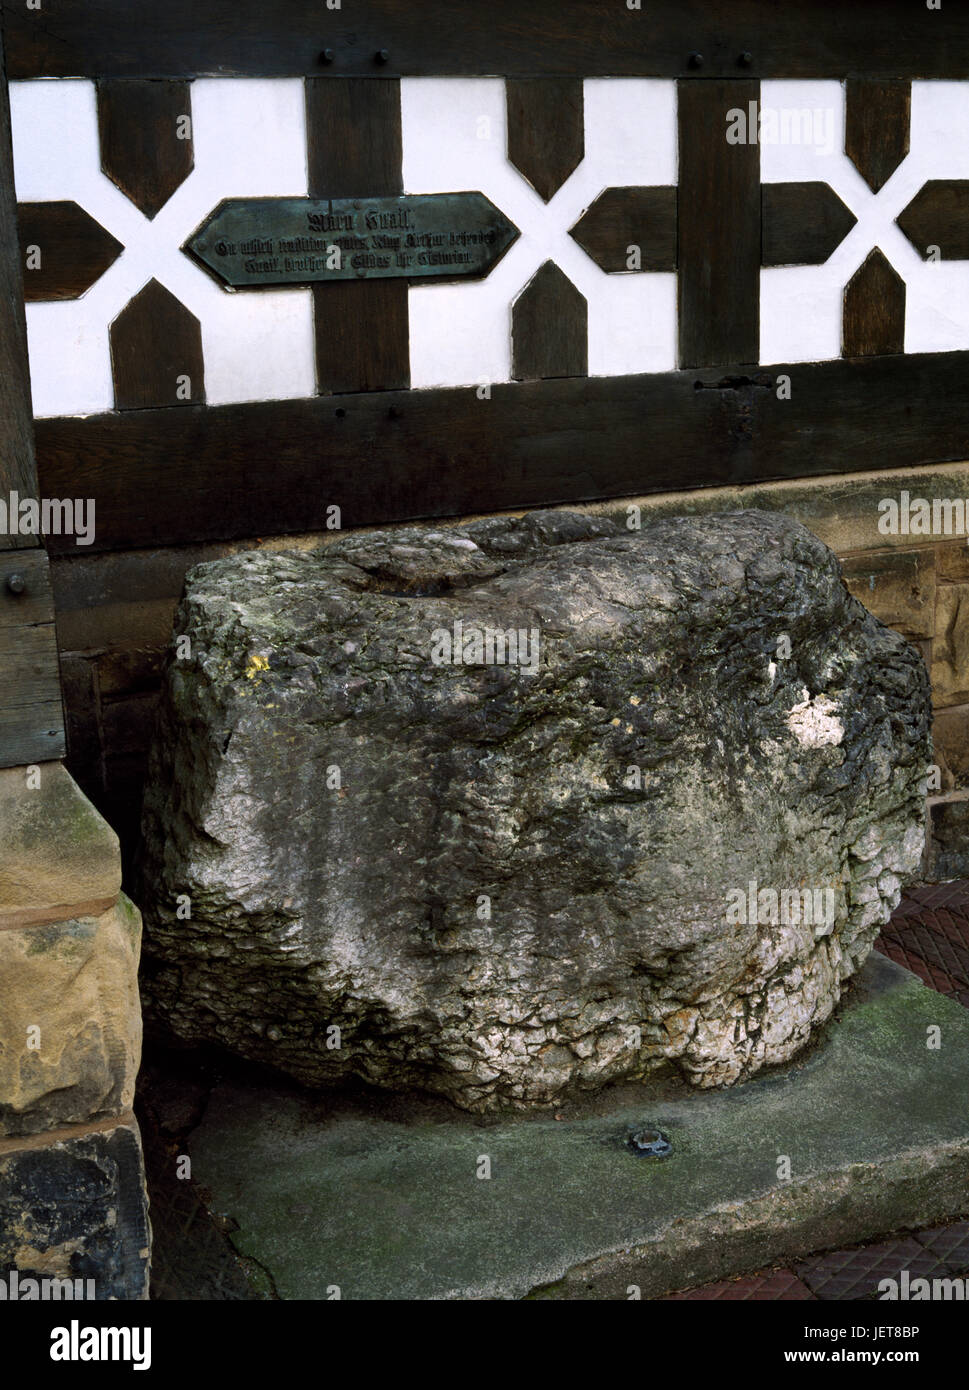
[5,573,25,595]
[628,1126,672,1159]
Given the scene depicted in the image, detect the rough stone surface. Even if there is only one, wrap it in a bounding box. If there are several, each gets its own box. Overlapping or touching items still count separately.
[933,582,969,708]
[139,509,930,1110]
[932,706,969,790]
[0,761,121,925]
[185,956,969,1301]
[0,1121,150,1300]
[937,541,969,585]
[0,895,142,1138]
[927,799,969,882]
[840,548,935,640]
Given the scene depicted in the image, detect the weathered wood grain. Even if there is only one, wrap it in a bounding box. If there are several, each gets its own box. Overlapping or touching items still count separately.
[0,551,65,763]
[305,77,409,394]
[677,79,760,367]
[18,201,124,301]
[762,182,857,267]
[97,79,193,219]
[897,181,969,260]
[506,78,583,202]
[109,279,204,409]
[6,0,969,79]
[512,261,587,381]
[0,22,39,551]
[843,248,906,357]
[845,78,910,194]
[569,187,677,273]
[31,352,969,556]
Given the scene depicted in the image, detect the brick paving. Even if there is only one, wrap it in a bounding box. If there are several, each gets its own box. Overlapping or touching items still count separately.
[796,1238,952,1301]
[915,1221,969,1265]
[662,1270,815,1301]
[663,880,969,1300]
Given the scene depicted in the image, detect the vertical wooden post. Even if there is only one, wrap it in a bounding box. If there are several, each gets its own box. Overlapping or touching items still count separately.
[0,16,65,765]
[0,22,38,539]
[304,77,410,394]
[677,79,761,368]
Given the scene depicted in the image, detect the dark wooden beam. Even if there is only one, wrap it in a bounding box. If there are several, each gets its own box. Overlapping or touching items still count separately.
[18,201,123,301]
[0,18,64,765]
[845,78,910,194]
[97,80,194,219]
[761,183,857,267]
[33,351,969,556]
[569,187,677,273]
[0,550,65,763]
[305,76,402,196]
[109,279,205,409]
[506,78,583,203]
[305,77,408,394]
[0,19,39,551]
[6,1,969,79]
[897,181,969,261]
[512,261,587,381]
[843,248,906,357]
[677,79,760,368]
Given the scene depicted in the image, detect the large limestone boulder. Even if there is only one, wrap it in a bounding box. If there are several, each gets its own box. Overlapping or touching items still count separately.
[138,510,931,1111]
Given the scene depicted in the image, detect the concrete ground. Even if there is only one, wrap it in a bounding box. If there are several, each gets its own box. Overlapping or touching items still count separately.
[667,881,969,1300]
[138,881,969,1300]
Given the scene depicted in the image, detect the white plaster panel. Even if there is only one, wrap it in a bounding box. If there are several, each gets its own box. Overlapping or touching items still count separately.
[10,77,314,416]
[905,81,969,355]
[760,79,969,364]
[402,77,677,387]
[12,74,969,415]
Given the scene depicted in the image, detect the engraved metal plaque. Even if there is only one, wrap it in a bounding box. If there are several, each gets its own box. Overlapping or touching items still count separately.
[184,192,520,288]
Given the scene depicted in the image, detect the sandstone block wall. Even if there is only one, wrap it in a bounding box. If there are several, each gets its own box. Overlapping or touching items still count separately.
[0,761,149,1300]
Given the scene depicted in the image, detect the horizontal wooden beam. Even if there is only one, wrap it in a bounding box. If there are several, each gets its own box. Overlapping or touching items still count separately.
[5,0,969,79]
[33,352,969,555]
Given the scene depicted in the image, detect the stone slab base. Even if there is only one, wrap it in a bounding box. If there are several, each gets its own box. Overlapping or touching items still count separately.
[186,954,969,1300]
[0,1118,150,1300]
